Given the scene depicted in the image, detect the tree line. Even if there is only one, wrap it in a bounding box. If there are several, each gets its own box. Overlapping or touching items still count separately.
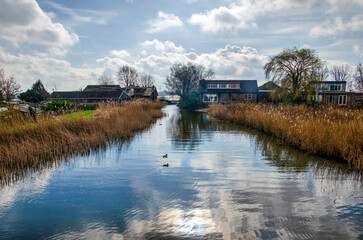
[1,47,362,106]
[98,65,155,88]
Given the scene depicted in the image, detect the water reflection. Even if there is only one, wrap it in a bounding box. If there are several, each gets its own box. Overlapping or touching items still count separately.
[0,105,362,239]
[168,110,214,151]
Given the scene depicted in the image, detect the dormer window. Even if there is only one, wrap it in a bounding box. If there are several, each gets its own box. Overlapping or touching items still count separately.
[207,84,240,89]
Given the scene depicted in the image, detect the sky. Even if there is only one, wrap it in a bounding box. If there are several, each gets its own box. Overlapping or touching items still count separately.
[0,0,362,91]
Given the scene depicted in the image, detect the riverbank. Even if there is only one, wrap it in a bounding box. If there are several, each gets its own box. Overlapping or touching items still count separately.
[208,103,363,169]
[0,101,163,182]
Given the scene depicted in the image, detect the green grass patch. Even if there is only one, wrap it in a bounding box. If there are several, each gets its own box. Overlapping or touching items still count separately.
[64,110,95,119]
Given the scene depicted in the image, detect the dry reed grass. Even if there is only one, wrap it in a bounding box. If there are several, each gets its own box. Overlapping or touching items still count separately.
[0,101,163,183]
[208,103,363,169]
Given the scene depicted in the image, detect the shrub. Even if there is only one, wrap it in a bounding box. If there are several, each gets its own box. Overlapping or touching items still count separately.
[179,91,205,110]
[41,100,74,112]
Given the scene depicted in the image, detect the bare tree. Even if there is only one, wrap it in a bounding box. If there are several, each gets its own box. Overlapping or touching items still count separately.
[0,69,21,102]
[314,66,329,82]
[354,63,363,92]
[98,74,115,85]
[140,73,155,87]
[165,62,214,100]
[117,65,139,87]
[330,64,350,81]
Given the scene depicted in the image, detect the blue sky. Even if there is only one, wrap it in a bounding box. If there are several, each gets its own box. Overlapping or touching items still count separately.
[0,0,362,91]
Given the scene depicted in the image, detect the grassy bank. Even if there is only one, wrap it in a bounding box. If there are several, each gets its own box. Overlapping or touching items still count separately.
[0,101,163,182]
[208,103,363,169]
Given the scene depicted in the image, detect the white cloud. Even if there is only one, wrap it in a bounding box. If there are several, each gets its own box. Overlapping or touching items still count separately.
[141,39,185,53]
[97,41,268,89]
[189,0,316,32]
[0,0,78,48]
[353,45,363,57]
[45,1,117,25]
[0,47,101,91]
[147,11,183,33]
[110,50,130,58]
[309,15,363,38]
[325,0,363,7]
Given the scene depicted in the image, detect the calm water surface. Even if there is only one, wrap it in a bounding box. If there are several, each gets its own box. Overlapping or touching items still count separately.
[1,105,362,239]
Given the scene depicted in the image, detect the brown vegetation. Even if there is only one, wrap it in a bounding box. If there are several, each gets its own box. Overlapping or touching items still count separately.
[0,101,163,183]
[208,103,363,169]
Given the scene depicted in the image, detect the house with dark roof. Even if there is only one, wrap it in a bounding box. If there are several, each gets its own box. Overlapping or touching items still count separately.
[199,80,258,104]
[50,91,124,103]
[123,86,158,100]
[49,85,158,103]
[258,81,280,102]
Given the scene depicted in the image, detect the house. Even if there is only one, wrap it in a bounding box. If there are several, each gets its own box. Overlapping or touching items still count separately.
[83,85,123,92]
[50,91,124,103]
[258,81,280,102]
[310,81,362,107]
[123,86,158,101]
[50,85,158,103]
[199,80,258,104]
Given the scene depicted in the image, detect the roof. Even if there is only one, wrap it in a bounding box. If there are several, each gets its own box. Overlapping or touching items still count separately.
[50,86,157,100]
[50,91,122,99]
[83,85,122,92]
[258,81,280,91]
[199,80,258,93]
[311,81,347,84]
[124,86,157,97]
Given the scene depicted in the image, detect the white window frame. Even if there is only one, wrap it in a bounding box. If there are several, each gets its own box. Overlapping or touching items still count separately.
[326,95,334,104]
[246,94,252,100]
[203,93,218,103]
[338,95,347,105]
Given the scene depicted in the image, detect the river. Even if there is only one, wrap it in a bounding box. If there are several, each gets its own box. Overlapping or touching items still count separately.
[0,105,362,239]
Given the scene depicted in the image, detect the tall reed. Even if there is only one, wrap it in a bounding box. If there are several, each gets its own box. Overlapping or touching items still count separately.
[0,101,163,183]
[208,103,363,169]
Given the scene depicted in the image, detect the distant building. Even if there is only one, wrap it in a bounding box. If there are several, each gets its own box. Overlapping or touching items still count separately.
[158,95,180,105]
[258,81,280,102]
[50,85,158,103]
[311,81,363,107]
[199,80,258,104]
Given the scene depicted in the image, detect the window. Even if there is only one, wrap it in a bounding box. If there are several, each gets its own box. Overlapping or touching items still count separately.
[243,94,252,100]
[207,84,240,89]
[326,95,334,104]
[329,84,343,91]
[203,94,218,103]
[338,95,347,105]
[355,95,363,104]
[228,84,240,89]
[231,93,239,101]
